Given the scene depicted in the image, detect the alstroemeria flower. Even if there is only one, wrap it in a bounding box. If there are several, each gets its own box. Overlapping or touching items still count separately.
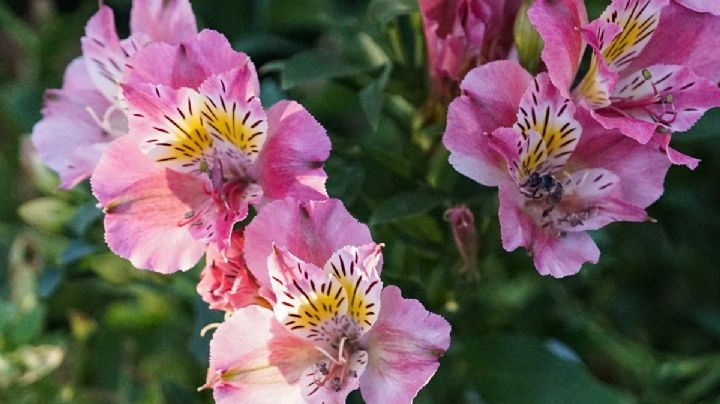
[203,243,451,403]
[443,61,671,276]
[197,230,265,312]
[31,0,197,188]
[419,0,520,98]
[244,197,375,301]
[529,0,720,168]
[91,31,331,273]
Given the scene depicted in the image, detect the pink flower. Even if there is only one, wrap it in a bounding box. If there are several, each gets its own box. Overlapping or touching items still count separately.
[203,242,451,403]
[443,61,671,277]
[31,0,197,188]
[197,230,265,312]
[244,197,375,301]
[91,31,331,274]
[529,0,720,168]
[419,0,520,98]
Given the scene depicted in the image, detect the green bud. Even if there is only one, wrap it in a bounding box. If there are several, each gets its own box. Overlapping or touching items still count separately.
[514,0,544,74]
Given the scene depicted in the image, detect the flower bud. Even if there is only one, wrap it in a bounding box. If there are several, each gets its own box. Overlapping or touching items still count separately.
[444,205,478,277]
[513,0,544,74]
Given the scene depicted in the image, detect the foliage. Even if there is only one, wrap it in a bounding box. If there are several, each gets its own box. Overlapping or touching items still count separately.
[0,0,719,402]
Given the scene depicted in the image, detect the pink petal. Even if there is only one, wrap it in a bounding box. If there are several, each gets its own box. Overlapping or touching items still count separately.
[32,117,107,189]
[267,245,348,347]
[497,180,535,252]
[528,0,588,98]
[627,2,720,83]
[587,108,659,144]
[300,351,367,404]
[130,0,197,44]
[81,6,145,103]
[675,0,720,15]
[443,61,531,187]
[497,181,601,277]
[244,198,373,298]
[254,100,331,201]
[91,135,207,273]
[652,132,700,170]
[513,73,582,180]
[571,110,673,206]
[359,286,451,403]
[124,29,256,91]
[611,64,720,133]
[197,230,264,311]
[575,20,620,109]
[206,306,320,404]
[532,229,600,278]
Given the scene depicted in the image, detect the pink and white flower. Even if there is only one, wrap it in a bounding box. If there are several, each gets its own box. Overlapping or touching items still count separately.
[443,61,671,277]
[528,0,720,168]
[32,0,197,188]
[244,198,374,301]
[419,0,520,98]
[91,31,331,274]
[202,196,451,402]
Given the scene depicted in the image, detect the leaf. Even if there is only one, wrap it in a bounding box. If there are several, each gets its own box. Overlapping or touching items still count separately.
[462,334,633,404]
[58,239,95,267]
[67,202,102,237]
[370,190,444,225]
[280,50,364,89]
[368,0,418,26]
[359,65,392,131]
[38,267,62,299]
[18,197,74,233]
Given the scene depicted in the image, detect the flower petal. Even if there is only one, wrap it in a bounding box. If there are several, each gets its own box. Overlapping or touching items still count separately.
[514,73,582,180]
[675,0,720,15]
[528,0,588,97]
[359,286,451,403]
[532,229,600,278]
[244,198,373,298]
[207,306,320,404]
[91,135,207,273]
[571,110,674,205]
[611,64,720,133]
[197,230,264,311]
[130,0,197,44]
[81,6,146,103]
[268,245,349,345]
[324,244,384,335]
[124,29,255,91]
[443,61,531,187]
[299,350,367,404]
[255,100,331,201]
[627,2,720,83]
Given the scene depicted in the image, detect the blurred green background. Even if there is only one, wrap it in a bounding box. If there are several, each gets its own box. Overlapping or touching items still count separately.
[1,0,720,403]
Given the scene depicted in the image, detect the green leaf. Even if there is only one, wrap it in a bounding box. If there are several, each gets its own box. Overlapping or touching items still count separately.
[18,197,74,233]
[370,190,444,225]
[368,0,418,26]
[359,65,392,131]
[280,50,364,89]
[67,202,102,237]
[462,334,633,404]
[58,240,95,267]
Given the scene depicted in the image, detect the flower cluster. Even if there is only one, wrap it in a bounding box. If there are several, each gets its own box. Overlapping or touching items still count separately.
[440,0,720,276]
[31,1,450,402]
